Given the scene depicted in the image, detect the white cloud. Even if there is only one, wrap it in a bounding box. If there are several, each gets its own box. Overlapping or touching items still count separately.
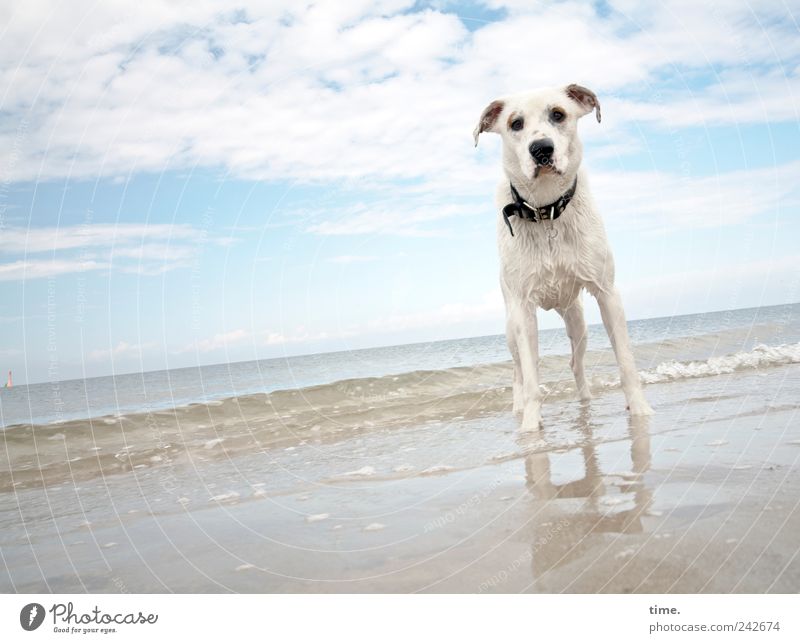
[0,1,797,186]
[0,224,201,254]
[184,328,250,353]
[88,340,155,361]
[0,258,108,281]
[180,325,334,354]
[611,72,800,129]
[1,1,794,246]
[307,199,486,236]
[592,160,800,233]
[0,223,213,280]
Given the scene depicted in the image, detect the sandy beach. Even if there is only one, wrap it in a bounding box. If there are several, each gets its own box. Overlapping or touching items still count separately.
[2,310,799,592]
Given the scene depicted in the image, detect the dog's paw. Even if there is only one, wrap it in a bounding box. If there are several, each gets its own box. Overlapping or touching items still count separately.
[627,396,654,416]
[577,387,593,402]
[520,403,543,431]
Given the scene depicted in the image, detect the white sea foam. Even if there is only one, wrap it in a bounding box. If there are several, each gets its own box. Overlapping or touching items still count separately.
[209,491,240,503]
[306,513,330,523]
[639,343,800,385]
[338,466,375,478]
[421,465,454,475]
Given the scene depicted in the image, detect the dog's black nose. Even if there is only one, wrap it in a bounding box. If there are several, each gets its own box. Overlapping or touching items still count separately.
[529,138,554,165]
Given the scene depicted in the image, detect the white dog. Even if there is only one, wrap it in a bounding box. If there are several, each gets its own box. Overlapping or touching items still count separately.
[474,83,652,430]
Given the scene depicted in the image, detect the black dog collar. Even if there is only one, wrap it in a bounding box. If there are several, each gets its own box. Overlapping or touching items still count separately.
[502,177,578,236]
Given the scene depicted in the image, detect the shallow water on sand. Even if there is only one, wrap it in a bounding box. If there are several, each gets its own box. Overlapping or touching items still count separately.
[1,303,800,592]
[2,358,800,591]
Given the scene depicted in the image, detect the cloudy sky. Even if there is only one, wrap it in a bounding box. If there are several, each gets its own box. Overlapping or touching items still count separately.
[1,0,799,383]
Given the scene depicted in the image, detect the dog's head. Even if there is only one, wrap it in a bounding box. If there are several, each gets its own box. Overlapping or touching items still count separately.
[473,84,600,180]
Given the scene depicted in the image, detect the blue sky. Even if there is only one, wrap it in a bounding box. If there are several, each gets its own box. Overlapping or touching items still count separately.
[1,0,799,384]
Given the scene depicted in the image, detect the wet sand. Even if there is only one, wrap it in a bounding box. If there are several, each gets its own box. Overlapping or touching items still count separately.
[2,360,799,593]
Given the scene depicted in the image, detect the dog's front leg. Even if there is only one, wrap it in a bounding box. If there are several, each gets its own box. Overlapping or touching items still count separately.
[558,299,591,401]
[506,297,542,430]
[505,319,524,413]
[595,286,653,415]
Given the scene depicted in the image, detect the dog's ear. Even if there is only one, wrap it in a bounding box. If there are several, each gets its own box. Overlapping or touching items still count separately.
[473,99,505,146]
[566,84,601,123]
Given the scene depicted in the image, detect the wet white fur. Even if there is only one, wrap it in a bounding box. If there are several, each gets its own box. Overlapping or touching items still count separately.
[475,85,653,430]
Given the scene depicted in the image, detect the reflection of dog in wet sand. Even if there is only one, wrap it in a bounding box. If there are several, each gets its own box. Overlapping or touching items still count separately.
[522,413,653,580]
[474,85,652,429]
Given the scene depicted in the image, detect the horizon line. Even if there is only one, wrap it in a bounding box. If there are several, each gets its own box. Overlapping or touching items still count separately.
[3,300,798,389]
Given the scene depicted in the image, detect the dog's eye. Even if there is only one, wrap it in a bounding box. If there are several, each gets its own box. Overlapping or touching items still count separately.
[510,117,524,131]
[550,109,566,123]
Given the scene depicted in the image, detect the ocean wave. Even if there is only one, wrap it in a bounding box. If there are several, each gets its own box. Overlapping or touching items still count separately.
[2,340,798,492]
[638,343,800,384]
[5,340,798,437]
